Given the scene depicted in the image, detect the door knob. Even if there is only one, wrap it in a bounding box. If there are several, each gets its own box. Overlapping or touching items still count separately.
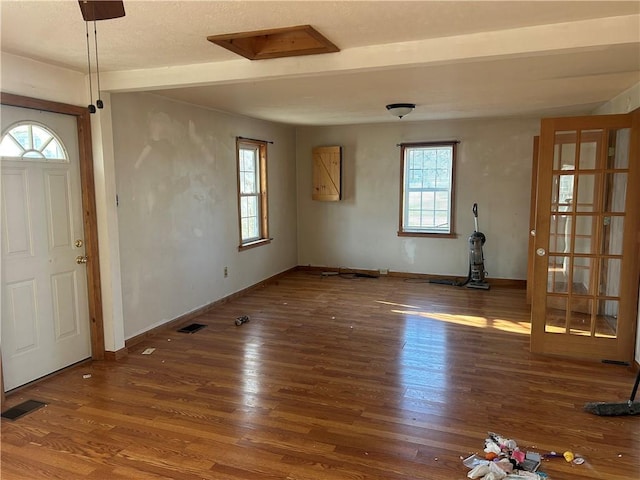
[536,248,546,257]
[76,255,88,264]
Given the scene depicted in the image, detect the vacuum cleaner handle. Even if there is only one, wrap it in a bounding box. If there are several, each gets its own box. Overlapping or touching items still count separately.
[472,203,479,232]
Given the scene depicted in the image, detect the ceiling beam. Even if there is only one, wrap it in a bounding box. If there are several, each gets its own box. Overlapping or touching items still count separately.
[99,15,639,94]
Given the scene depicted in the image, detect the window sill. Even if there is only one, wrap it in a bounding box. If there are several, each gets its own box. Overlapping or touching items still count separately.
[238,238,272,251]
[397,231,457,239]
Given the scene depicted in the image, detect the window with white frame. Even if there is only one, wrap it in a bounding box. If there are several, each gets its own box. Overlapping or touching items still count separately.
[237,139,269,249]
[399,141,457,236]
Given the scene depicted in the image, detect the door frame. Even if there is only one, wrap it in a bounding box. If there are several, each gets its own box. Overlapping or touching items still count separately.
[1,93,105,373]
[526,136,539,304]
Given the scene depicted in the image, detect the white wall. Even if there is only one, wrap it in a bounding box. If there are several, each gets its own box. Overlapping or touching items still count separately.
[0,52,86,106]
[594,81,640,365]
[110,93,298,339]
[296,117,540,280]
[592,82,640,116]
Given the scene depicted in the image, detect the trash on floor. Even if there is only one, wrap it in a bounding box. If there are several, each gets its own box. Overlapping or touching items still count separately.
[82,373,92,379]
[462,432,585,479]
[235,315,250,326]
[142,347,156,355]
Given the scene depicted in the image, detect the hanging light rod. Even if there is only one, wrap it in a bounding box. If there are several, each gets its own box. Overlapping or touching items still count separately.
[84,21,96,113]
[77,1,126,113]
[386,103,416,119]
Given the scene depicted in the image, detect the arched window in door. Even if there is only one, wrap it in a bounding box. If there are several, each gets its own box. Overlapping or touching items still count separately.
[0,122,68,162]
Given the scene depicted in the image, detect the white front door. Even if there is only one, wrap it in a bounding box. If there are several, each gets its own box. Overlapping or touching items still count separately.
[1,105,91,391]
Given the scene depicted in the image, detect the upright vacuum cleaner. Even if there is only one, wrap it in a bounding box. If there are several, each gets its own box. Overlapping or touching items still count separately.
[467,203,490,290]
[429,203,490,289]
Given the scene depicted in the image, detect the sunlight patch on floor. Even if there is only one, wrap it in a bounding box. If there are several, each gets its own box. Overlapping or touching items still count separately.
[543,324,616,338]
[392,309,531,334]
[376,300,420,309]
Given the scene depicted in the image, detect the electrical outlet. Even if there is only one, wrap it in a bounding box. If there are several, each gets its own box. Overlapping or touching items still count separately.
[379,268,389,275]
[224,266,228,278]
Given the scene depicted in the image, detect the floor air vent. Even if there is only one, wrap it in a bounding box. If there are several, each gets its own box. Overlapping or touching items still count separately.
[1,399,47,421]
[177,323,206,334]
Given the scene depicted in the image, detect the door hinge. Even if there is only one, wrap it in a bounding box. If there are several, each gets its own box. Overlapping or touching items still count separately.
[608,146,615,157]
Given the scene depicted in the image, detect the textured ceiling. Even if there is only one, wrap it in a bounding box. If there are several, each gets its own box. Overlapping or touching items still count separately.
[1,1,639,125]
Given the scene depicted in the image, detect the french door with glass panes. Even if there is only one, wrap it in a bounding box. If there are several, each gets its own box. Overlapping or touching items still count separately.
[530,112,639,362]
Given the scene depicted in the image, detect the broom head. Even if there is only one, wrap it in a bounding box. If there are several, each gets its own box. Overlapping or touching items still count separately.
[584,400,640,416]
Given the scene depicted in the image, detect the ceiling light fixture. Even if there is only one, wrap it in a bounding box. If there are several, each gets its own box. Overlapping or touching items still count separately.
[386,103,416,119]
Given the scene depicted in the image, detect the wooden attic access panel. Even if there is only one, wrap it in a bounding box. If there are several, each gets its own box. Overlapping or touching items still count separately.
[207,25,339,60]
[313,146,342,201]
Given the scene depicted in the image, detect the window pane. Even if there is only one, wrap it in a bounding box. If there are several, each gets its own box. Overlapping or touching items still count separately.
[242,153,254,173]
[239,147,258,195]
[409,169,422,188]
[11,125,31,150]
[240,197,249,217]
[436,168,450,188]
[575,174,597,212]
[435,191,449,209]
[421,191,434,210]
[424,169,436,188]
[408,191,422,209]
[434,211,448,229]
[603,173,627,213]
[241,218,250,239]
[32,126,52,150]
[247,196,257,216]
[240,194,260,242]
[0,135,24,156]
[408,210,421,227]
[41,138,65,160]
[249,218,259,238]
[242,171,257,194]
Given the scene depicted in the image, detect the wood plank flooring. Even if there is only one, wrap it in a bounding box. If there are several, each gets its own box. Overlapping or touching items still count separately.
[2,271,639,479]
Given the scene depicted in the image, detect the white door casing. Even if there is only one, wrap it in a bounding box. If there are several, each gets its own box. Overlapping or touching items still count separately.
[1,105,91,391]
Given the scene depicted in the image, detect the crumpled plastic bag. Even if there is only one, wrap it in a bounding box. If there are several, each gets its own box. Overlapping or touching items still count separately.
[484,474,505,480]
[503,473,543,480]
[484,442,502,455]
[468,464,491,479]
[468,461,509,480]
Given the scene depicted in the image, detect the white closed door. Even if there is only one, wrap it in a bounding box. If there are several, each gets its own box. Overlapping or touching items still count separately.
[1,105,91,391]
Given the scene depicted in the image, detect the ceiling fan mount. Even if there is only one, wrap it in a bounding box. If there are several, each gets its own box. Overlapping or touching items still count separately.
[78,0,125,21]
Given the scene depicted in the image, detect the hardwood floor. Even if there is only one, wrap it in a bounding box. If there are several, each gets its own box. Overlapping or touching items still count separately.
[2,271,639,479]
